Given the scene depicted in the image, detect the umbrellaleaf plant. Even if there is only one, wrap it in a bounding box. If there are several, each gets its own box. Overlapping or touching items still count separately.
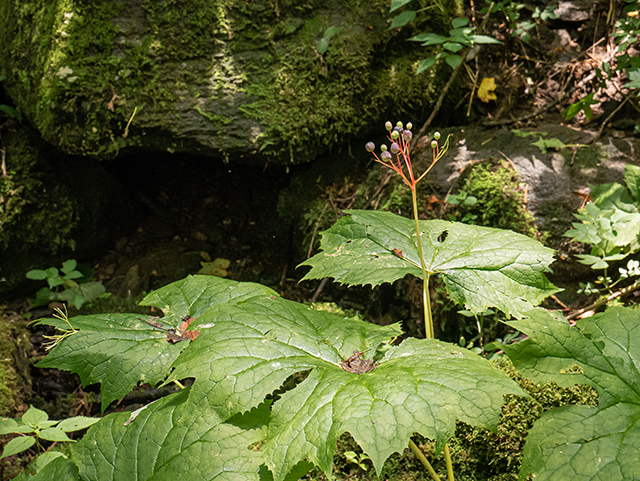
[12,122,565,481]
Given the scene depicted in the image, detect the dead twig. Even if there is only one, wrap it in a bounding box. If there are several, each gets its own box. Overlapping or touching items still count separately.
[566,280,640,321]
[1,147,6,177]
[586,90,635,144]
[310,277,328,303]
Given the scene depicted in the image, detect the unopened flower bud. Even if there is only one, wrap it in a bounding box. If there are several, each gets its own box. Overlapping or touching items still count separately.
[396,121,403,129]
[380,144,388,152]
[365,141,375,152]
[434,131,441,140]
[391,130,400,140]
[431,140,438,149]
[406,122,413,130]
[381,151,392,162]
[385,121,393,131]
[402,130,412,141]
[390,142,400,154]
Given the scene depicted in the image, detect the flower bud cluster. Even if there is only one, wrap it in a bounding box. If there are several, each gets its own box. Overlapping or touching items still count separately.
[364,122,449,191]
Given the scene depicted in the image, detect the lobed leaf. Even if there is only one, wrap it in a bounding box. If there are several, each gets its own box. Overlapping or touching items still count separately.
[300,210,559,318]
[158,278,524,480]
[36,313,185,412]
[140,275,277,326]
[263,337,526,479]
[36,276,276,412]
[168,290,403,419]
[503,307,640,480]
[71,389,266,481]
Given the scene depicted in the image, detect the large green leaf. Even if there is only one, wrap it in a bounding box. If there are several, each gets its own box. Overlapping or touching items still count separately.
[263,337,525,479]
[140,275,277,325]
[36,313,185,412]
[503,307,640,480]
[71,389,266,481]
[163,281,525,480]
[36,276,276,411]
[300,210,559,317]
[168,291,403,419]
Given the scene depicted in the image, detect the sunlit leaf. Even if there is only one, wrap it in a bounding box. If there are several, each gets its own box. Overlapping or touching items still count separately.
[301,210,559,318]
[504,307,640,480]
[477,77,498,102]
[390,0,414,12]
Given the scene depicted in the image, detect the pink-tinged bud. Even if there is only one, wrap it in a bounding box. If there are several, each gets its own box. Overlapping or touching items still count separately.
[402,130,412,141]
[390,142,400,154]
[365,142,375,152]
[385,121,393,131]
[381,151,392,161]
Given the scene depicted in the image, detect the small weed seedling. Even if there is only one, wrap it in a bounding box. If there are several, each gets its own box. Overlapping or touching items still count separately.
[0,405,99,472]
[26,259,106,309]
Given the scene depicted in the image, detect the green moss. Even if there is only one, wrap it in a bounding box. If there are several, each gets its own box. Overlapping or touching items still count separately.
[0,313,32,417]
[1,0,455,162]
[0,129,77,256]
[451,159,543,240]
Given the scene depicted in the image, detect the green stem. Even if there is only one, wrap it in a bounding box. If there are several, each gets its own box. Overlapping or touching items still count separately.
[444,444,455,481]
[173,380,186,390]
[411,188,433,339]
[409,440,441,481]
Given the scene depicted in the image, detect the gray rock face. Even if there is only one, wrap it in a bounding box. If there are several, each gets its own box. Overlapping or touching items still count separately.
[424,124,640,233]
[0,0,452,164]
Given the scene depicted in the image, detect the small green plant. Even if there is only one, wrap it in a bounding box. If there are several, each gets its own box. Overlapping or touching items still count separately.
[26,260,107,309]
[315,26,340,55]
[343,450,372,472]
[0,405,99,471]
[483,1,558,44]
[388,1,500,73]
[563,164,640,270]
[407,17,501,72]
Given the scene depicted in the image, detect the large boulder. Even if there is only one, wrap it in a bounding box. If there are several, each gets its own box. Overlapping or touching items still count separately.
[0,0,454,164]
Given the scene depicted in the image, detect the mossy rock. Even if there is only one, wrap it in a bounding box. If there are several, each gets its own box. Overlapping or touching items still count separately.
[0,0,454,164]
[0,311,31,417]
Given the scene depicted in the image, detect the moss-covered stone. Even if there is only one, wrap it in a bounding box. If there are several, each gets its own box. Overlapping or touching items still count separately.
[0,311,31,417]
[0,0,454,164]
